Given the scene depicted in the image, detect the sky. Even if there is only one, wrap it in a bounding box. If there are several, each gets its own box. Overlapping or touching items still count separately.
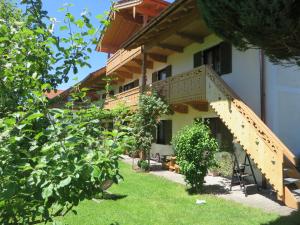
[43,0,174,90]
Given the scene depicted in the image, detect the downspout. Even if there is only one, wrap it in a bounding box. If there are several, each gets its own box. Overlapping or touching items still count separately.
[259,49,266,123]
[259,49,267,188]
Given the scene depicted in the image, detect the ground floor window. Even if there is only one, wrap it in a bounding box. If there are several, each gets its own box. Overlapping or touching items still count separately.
[154,120,172,145]
[199,117,234,152]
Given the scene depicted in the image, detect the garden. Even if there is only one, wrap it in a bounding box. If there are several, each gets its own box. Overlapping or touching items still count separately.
[1,0,300,224]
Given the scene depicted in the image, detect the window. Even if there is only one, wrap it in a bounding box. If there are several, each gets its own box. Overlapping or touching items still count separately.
[152,65,172,83]
[193,42,232,75]
[203,117,234,152]
[120,79,139,93]
[155,120,172,145]
[102,90,114,100]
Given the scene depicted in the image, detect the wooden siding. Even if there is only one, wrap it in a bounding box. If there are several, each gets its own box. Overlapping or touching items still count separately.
[104,86,140,110]
[106,47,142,75]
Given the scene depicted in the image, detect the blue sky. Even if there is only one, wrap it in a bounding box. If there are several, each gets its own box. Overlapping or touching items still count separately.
[43,0,173,90]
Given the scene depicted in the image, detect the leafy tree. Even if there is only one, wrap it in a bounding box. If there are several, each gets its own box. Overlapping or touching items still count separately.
[0,0,132,224]
[197,0,300,66]
[132,94,169,169]
[172,122,219,193]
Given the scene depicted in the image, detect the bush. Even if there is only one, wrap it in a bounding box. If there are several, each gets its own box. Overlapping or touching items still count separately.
[137,160,150,171]
[210,152,233,177]
[172,122,219,192]
[140,160,150,171]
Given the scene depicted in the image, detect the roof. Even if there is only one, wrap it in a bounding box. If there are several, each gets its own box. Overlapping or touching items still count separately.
[96,0,170,53]
[122,0,210,50]
[45,90,64,99]
[58,67,107,100]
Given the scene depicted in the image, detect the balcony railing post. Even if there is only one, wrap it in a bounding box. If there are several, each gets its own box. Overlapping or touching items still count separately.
[141,45,147,93]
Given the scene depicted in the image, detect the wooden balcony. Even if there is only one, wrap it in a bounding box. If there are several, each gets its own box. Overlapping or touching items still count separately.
[106,47,142,75]
[152,66,208,112]
[104,87,140,110]
[104,66,208,111]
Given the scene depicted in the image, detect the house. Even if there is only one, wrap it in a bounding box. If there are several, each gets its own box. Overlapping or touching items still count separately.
[54,67,107,107]
[68,0,300,209]
[45,90,64,99]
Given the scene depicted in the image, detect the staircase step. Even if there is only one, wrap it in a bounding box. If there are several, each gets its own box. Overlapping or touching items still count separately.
[291,189,300,196]
[284,178,300,185]
[245,184,257,188]
[241,173,252,178]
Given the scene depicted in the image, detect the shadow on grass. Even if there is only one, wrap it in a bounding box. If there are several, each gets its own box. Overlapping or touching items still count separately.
[261,211,300,225]
[186,184,230,195]
[102,193,128,201]
[93,193,128,201]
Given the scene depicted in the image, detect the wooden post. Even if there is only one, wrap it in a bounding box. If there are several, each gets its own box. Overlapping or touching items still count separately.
[141,46,147,93]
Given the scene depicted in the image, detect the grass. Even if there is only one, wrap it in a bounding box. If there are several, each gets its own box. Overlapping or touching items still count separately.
[54,162,300,225]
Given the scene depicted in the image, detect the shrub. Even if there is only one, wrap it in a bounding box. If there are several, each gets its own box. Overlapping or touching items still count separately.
[132,93,169,164]
[172,122,219,192]
[137,160,150,171]
[210,152,233,177]
[140,160,150,171]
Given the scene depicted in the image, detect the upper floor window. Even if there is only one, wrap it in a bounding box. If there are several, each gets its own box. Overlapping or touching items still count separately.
[194,42,232,75]
[152,65,172,83]
[119,79,139,93]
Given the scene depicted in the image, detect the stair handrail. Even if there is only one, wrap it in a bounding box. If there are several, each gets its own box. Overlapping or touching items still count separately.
[205,65,297,166]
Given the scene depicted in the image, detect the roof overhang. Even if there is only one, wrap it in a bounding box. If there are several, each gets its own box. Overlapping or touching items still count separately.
[58,67,107,100]
[122,0,211,55]
[96,0,170,53]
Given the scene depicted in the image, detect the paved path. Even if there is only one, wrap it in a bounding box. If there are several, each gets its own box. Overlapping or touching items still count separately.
[121,155,295,216]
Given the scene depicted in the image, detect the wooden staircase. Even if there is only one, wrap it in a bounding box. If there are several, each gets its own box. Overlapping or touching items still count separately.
[204,65,300,209]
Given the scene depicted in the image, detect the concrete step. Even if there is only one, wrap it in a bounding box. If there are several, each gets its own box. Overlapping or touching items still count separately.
[284,178,300,185]
[241,173,252,178]
[291,189,300,196]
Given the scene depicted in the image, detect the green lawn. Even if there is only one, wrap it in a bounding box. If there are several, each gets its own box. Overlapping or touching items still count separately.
[54,162,300,225]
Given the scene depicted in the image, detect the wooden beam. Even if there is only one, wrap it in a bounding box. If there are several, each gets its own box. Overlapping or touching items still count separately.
[158,44,184,53]
[115,71,133,79]
[119,12,143,25]
[137,7,160,18]
[176,32,204,43]
[185,101,209,112]
[144,9,200,50]
[148,53,167,63]
[123,65,141,74]
[132,58,153,69]
[170,104,188,114]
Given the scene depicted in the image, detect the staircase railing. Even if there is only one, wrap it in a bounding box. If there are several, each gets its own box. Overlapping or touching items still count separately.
[204,65,286,198]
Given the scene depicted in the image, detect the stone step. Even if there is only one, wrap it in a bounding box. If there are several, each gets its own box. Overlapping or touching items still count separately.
[284,178,300,185]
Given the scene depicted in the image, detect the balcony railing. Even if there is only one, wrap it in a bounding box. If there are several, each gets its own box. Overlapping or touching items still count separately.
[104,86,140,110]
[104,66,207,110]
[152,66,206,104]
[106,47,142,75]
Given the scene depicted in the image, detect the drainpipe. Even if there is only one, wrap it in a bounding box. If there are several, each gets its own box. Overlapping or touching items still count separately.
[259,49,267,188]
[260,49,266,123]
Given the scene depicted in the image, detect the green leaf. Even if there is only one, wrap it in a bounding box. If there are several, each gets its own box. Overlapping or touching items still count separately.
[42,184,54,200]
[92,166,101,178]
[75,19,85,28]
[59,25,68,31]
[26,112,44,121]
[58,176,72,188]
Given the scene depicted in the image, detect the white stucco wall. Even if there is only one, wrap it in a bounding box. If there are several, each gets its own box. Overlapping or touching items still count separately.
[265,61,300,157]
[150,107,216,156]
